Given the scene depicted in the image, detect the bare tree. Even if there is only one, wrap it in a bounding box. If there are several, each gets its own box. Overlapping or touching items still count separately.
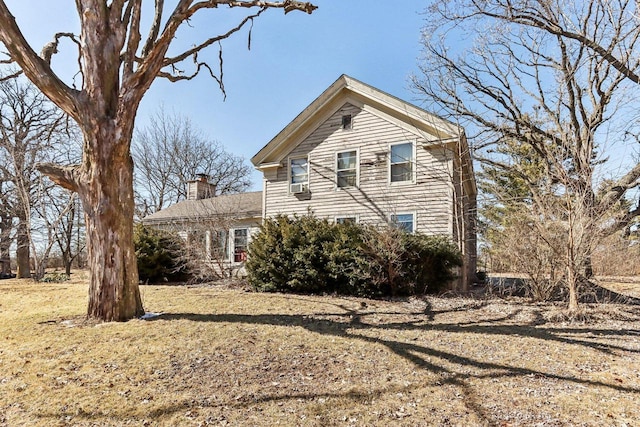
[53,192,85,276]
[0,0,317,321]
[29,177,77,280]
[133,108,251,217]
[416,0,640,311]
[0,78,69,278]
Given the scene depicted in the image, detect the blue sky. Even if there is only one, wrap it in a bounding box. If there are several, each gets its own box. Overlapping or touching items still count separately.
[5,1,429,189]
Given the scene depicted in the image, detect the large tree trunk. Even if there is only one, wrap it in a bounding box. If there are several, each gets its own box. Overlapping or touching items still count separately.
[78,127,144,321]
[15,219,30,278]
[39,127,145,321]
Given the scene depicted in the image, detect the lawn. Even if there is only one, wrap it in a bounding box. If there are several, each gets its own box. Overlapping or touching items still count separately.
[0,274,639,426]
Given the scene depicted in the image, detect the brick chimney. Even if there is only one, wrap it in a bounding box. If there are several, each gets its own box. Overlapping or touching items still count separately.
[187,173,217,200]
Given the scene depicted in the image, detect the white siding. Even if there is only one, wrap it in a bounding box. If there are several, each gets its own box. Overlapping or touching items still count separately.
[264,103,455,237]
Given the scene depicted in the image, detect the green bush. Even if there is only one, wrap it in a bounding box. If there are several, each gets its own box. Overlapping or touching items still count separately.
[246,215,333,293]
[323,222,373,296]
[247,215,462,297]
[134,223,187,283]
[401,232,463,294]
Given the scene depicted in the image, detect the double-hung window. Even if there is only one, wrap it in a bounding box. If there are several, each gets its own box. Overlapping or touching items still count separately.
[233,228,248,262]
[336,150,357,188]
[390,142,414,183]
[391,213,415,233]
[290,157,309,193]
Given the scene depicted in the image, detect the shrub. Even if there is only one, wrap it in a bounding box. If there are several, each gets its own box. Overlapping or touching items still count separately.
[323,222,373,296]
[401,232,463,294]
[41,272,70,283]
[247,215,462,297]
[134,223,187,283]
[246,215,334,293]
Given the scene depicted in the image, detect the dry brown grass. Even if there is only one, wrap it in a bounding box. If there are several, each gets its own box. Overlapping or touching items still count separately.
[1,275,639,426]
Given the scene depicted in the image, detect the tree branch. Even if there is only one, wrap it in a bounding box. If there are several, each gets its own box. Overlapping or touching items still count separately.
[142,0,164,56]
[123,0,142,78]
[36,163,80,192]
[597,161,640,215]
[121,0,316,111]
[0,2,82,122]
[191,0,316,14]
[163,9,264,66]
[462,0,640,85]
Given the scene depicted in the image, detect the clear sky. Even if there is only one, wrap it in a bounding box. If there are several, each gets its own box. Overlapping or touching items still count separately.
[4,1,429,189]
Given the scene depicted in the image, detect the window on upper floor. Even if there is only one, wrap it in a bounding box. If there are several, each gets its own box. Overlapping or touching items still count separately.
[289,157,309,193]
[341,114,352,130]
[336,150,358,188]
[391,213,415,233]
[390,142,414,183]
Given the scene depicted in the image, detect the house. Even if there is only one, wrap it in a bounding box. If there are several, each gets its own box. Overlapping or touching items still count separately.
[144,75,477,289]
[251,75,477,290]
[142,175,262,269]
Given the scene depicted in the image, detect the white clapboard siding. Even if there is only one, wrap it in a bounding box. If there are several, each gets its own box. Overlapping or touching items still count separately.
[264,103,455,236]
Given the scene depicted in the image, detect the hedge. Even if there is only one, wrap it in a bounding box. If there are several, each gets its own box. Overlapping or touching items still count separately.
[246,215,462,297]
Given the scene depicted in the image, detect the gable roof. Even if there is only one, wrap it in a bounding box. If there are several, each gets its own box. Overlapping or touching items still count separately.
[142,191,262,224]
[251,74,465,168]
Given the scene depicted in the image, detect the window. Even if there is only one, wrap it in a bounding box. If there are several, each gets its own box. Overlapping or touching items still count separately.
[336,150,357,188]
[341,114,352,130]
[391,213,415,233]
[211,230,228,260]
[336,216,357,225]
[390,142,414,183]
[290,157,309,193]
[233,229,248,262]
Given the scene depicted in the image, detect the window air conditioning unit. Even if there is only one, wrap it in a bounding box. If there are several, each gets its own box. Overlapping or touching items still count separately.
[290,183,308,194]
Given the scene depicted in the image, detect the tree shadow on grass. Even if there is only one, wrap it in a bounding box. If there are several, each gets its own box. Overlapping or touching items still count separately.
[144,309,639,426]
[33,304,639,427]
[151,311,639,390]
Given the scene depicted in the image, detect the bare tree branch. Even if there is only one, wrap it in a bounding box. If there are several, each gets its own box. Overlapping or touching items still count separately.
[142,0,164,56]
[163,9,264,67]
[0,2,81,121]
[35,163,80,192]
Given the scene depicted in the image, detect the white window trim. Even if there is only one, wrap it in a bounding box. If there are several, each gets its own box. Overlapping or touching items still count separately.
[390,212,416,234]
[288,155,309,194]
[335,215,359,225]
[231,227,249,263]
[335,148,359,190]
[388,141,416,185]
